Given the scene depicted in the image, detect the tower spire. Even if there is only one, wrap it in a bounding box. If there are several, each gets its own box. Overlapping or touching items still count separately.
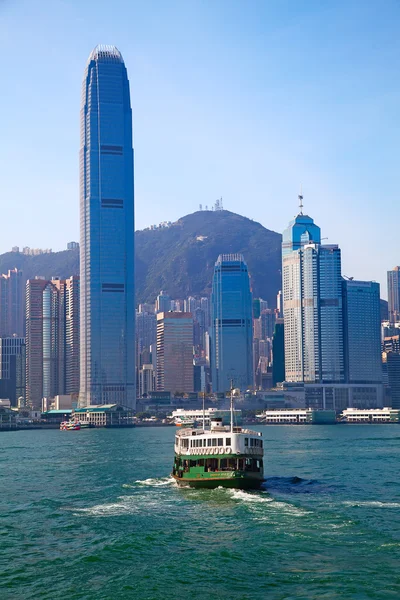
[298,184,303,215]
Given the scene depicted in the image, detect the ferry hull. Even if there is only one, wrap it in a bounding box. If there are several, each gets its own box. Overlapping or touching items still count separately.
[172,473,263,490]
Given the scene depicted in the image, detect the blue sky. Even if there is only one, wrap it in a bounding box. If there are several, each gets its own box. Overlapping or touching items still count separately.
[0,0,398,295]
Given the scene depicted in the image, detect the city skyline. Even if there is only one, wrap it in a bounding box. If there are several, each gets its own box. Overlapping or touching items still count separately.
[79,45,135,408]
[0,1,399,296]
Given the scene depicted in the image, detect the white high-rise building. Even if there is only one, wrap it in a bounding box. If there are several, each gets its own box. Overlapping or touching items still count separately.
[282,200,344,384]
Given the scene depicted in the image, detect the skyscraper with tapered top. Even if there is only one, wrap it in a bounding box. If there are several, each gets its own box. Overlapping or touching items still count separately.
[211,254,253,392]
[79,45,135,408]
[282,194,344,384]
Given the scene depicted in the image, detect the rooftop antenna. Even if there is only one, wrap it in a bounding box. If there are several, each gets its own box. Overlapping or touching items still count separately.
[298,184,304,215]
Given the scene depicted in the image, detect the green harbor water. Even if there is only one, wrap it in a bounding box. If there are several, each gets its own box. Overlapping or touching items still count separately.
[1,425,400,599]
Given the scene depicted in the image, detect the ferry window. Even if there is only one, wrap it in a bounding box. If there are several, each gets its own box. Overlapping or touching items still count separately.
[260,440,263,448]
[212,438,217,446]
[226,438,231,446]
[198,459,205,466]
[250,438,254,447]
[190,460,196,467]
[207,438,212,447]
[244,438,248,447]
[218,438,223,446]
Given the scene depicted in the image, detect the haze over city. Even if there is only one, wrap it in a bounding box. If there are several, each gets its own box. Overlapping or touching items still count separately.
[0,0,398,295]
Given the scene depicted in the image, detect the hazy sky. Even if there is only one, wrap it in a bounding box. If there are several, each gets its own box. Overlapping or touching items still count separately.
[0,0,398,295]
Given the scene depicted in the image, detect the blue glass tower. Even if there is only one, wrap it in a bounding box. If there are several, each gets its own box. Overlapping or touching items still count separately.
[79,45,135,408]
[282,200,344,384]
[211,254,253,392]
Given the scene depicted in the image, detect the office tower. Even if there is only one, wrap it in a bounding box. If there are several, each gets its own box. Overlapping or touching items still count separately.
[276,290,283,317]
[79,45,135,408]
[184,296,198,314]
[156,291,171,314]
[272,320,285,386]
[0,269,24,337]
[65,276,80,395]
[253,299,261,320]
[282,205,344,383]
[193,306,207,356]
[138,364,155,397]
[387,353,400,409]
[156,312,194,393]
[260,308,276,340]
[211,254,253,392]
[136,310,157,351]
[342,280,382,384]
[200,297,210,328]
[138,302,155,314]
[0,337,26,407]
[387,267,400,323]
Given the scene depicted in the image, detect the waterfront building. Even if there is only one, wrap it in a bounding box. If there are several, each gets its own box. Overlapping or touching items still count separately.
[341,407,400,423]
[387,267,400,323]
[282,205,344,384]
[304,383,383,410]
[259,408,336,424]
[0,269,24,337]
[211,254,253,392]
[342,280,382,384]
[73,404,135,427]
[156,312,194,394]
[156,291,171,314]
[0,337,25,407]
[79,45,135,408]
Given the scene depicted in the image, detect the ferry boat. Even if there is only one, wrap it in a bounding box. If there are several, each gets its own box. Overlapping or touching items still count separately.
[172,389,264,489]
[60,420,81,431]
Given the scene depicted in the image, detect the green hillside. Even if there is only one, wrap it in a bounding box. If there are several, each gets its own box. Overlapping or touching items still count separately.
[0,211,282,306]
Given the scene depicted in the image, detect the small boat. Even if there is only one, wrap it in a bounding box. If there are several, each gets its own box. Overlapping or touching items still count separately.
[175,417,196,428]
[171,385,264,489]
[60,420,81,431]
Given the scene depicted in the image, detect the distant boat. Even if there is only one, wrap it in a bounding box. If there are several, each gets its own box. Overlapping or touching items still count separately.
[175,417,196,428]
[60,420,81,431]
[171,386,264,489]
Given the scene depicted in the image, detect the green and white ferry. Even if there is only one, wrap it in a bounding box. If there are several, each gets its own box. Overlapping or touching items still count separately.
[172,393,264,489]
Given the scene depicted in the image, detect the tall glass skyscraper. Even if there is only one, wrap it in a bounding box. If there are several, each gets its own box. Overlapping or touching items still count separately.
[342,280,382,384]
[79,45,135,408]
[282,209,344,383]
[211,254,253,392]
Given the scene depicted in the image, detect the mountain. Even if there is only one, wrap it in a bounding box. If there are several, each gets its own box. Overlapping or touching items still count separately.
[135,210,282,306]
[0,211,282,306]
[0,248,80,283]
